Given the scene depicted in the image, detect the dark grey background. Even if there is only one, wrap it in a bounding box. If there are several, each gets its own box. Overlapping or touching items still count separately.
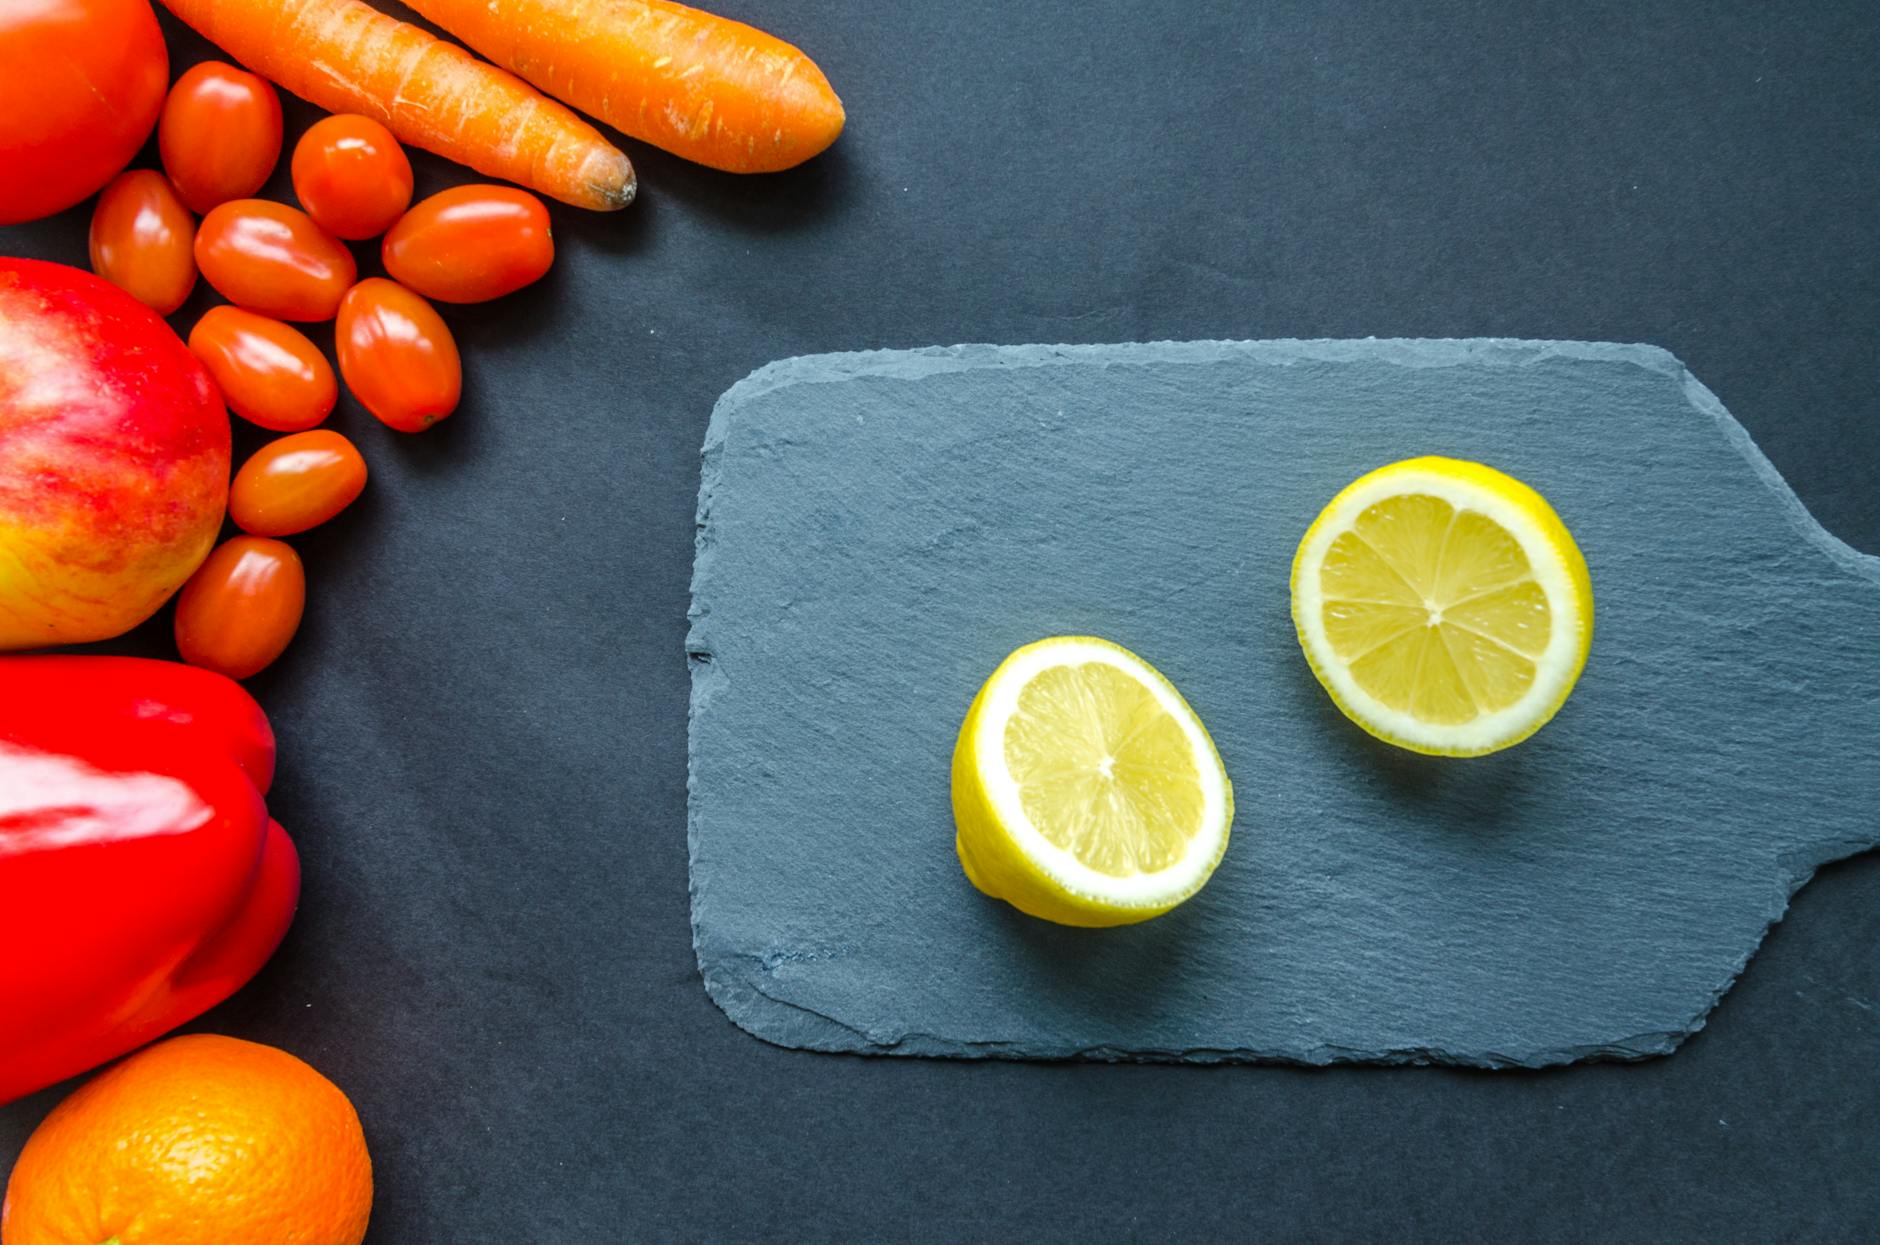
[3,0,1877,1240]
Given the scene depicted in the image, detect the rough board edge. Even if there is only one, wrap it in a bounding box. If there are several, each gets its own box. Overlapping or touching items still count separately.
[698,845,1871,1069]
[685,338,1880,1068]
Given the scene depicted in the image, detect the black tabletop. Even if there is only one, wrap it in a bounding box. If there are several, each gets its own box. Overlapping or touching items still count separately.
[4,1,1878,1241]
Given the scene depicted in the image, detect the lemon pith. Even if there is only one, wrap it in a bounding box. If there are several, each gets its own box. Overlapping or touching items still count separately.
[1291,457,1594,757]
[951,637,1233,927]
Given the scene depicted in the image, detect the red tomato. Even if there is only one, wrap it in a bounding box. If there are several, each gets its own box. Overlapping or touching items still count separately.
[195,201,357,321]
[335,279,462,433]
[229,430,367,536]
[291,115,413,241]
[173,535,305,680]
[0,0,167,225]
[187,306,337,432]
[88,171,197,316]
[158,62,283,214]
[382,185,554,303]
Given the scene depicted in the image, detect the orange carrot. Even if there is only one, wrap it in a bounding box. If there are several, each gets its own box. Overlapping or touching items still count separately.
[155,0,636,210]
[402,0,845,174]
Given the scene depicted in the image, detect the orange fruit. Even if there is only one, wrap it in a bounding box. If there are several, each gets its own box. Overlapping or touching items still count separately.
[1,1034,372,1245]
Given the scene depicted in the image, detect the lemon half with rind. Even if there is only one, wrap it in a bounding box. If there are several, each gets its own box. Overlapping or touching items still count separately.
[951,636,1234,927]
[1291,457,1594,757]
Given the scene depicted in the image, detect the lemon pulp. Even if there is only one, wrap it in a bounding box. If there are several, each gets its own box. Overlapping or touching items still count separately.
[1005,660,1205,876]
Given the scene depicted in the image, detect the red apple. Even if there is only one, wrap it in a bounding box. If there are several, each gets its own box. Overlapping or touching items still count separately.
[0,259,230,649]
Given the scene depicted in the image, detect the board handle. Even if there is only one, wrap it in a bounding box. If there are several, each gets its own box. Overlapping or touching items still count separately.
[1769,530,1880,873]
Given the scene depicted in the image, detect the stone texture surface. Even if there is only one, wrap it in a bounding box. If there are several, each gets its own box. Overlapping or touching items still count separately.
[686,340,1880,1067]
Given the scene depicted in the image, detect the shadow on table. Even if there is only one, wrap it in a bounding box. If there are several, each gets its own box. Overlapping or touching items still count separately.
[614,141,860,238]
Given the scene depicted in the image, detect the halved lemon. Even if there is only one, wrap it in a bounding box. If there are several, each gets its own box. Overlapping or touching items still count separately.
[1291,457,1594,757]
[951,636,1233,927]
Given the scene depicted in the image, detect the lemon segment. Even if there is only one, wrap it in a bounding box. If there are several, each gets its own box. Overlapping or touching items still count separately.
[952,637,1233,927]
[1291,457,1593,756]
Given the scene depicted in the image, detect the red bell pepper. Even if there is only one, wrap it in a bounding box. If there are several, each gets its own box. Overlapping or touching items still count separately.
[0,656,300,1105]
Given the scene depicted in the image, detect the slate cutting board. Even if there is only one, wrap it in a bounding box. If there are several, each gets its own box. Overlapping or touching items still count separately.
[685,339,1880,1067]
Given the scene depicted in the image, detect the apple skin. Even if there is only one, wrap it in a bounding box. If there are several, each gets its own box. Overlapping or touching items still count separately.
[0,259,230,649]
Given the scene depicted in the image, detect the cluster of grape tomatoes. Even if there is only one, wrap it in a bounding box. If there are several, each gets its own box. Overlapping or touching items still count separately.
[87,61,555,679]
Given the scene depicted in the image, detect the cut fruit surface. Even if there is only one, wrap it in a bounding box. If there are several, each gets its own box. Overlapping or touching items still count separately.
[1292,457,1594,756]
[951,636,1233,927]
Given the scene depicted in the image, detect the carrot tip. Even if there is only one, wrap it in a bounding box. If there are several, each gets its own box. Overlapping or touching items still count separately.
[604,177,638,210]
[576,148,637,210]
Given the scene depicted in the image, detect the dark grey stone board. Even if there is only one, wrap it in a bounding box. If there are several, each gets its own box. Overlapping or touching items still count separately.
[686,339,1880,1067]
